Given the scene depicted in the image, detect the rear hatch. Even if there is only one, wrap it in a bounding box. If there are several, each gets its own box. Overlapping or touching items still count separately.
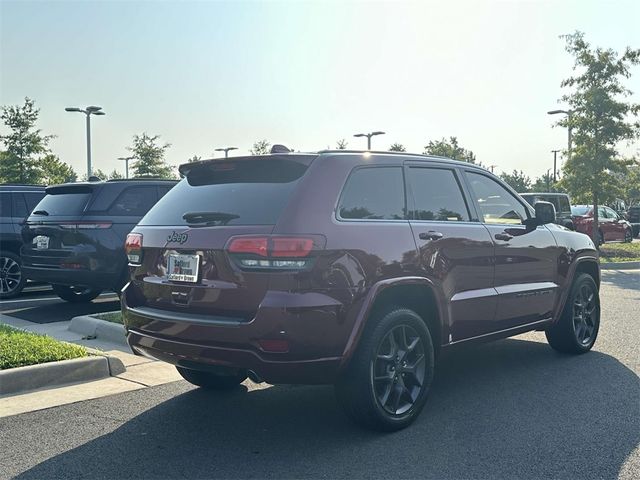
[125,155,319,324]
[21,184,110,269]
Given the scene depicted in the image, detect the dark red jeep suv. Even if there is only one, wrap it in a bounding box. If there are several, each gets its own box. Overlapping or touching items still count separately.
[121,150,600,431]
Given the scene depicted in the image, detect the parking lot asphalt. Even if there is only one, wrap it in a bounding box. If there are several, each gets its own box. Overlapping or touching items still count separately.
[1,270,639,480]
[0,286,119,324]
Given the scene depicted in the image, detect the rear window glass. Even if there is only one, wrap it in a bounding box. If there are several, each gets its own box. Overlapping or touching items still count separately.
[0,193,11,217]
[338,167,405,220]
[32,191,92,216]
[139,159,309,226]
[571,206,591,216]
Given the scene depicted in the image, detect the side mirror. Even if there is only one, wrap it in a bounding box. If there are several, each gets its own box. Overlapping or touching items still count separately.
[534,201,556,225]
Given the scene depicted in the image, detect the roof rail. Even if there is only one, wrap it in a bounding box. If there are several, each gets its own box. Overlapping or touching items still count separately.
[105,177,177,182]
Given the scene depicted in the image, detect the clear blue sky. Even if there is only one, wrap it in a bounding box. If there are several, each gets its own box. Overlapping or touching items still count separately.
[1,0,639,179]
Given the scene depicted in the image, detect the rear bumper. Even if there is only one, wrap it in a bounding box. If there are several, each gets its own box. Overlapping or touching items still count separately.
[127,330,341,385]
[22,265,121,290]
[121,283,351,385]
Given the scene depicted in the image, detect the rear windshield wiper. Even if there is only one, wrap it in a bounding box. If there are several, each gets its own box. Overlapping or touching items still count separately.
[32,210,49,216]
[182,211,239,226]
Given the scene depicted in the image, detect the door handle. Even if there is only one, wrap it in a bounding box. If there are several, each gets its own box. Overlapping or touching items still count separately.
[494,233,513,241]
[419,231,444,241]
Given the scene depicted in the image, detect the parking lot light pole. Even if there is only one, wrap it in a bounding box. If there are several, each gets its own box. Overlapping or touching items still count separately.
[551,150,561,183]
[547,109,573,161]
[353,131,385,150]
[118,156,135,179]
[65,106,105,177]
[214,147,238,158]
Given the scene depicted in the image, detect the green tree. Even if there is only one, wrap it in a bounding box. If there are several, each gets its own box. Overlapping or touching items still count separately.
[556,32,639,243]
[424,136,476,164]
[107,169,124,180]
[40,154,77,184]
[0,97,53,184]
[499,170,532,193]
[127,133,174,178]
[619,162,640,206]
[531,172,557,193]
[389,143,406,152]
[336,139,348,150]
[188,155,202,163]
[250,139,271,155]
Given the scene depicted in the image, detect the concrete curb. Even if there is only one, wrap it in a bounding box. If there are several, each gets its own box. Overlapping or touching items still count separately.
[600,261,640,270]
[0,354,125,396]
[69,314,127,345]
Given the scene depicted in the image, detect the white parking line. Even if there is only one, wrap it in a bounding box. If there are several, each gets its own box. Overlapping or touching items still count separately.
[0,293,117,304]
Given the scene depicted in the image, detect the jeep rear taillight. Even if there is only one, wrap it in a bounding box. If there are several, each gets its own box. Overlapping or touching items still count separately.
[227,236,317,270]
[125,233,143,265]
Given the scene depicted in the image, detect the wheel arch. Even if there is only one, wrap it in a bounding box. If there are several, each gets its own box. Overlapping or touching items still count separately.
[340,277,445,370]
[553,256,600,324]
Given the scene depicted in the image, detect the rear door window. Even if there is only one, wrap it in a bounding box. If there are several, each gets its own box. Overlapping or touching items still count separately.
[407,167,470,221]
[108,186,157,216]
[139,158,311,226]
[338,167,406,220]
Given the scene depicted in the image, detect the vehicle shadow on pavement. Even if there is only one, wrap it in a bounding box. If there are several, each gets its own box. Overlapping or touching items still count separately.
[601,269,640,293]
[15,337,640,479]
[3,297,120,324]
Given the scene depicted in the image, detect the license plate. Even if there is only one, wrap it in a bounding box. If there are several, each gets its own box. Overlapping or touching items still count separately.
[167,254,200,283]
[35,235,49,250]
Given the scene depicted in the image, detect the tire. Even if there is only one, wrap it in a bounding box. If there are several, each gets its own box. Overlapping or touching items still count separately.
[52,284,102,303]
[176,366,247,390]
[335,307,435,432]
[597,230,604,246]
[0,251,26,299]
[623,228,633,243]
[545,273,600,354]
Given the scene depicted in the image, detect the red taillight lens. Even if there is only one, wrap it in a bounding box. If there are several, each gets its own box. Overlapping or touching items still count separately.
[271,237,314,257]
[228,237,269,257]
[226,236,317,270]
[125,233,143,264]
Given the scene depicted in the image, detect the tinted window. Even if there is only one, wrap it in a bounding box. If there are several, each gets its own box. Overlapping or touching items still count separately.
[140,159,309,226]
[338,167,405,220]
[571,206,591,216]
[598,206,608,219]
[32,191,92,216]
[604,207,618,220]
[0,193,11,217]
[466,172,528,225]
[108,187,157,216]
[157,185,173,198]
[557,196,571,214]
[24,192,45,211]
[408,168,469,221]
[12,193,28,217]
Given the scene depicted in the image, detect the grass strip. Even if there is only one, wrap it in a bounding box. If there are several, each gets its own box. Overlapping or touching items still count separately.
[0,324,88,370]
[599,241,640,263]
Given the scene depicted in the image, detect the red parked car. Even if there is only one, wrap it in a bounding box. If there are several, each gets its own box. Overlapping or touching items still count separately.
[571,205,634,244]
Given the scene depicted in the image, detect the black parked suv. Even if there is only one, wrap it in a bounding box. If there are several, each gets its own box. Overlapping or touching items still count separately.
[0,185,46,298]
[627,205,640,238]
[520,192,574,230]
[21,179,176,302]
